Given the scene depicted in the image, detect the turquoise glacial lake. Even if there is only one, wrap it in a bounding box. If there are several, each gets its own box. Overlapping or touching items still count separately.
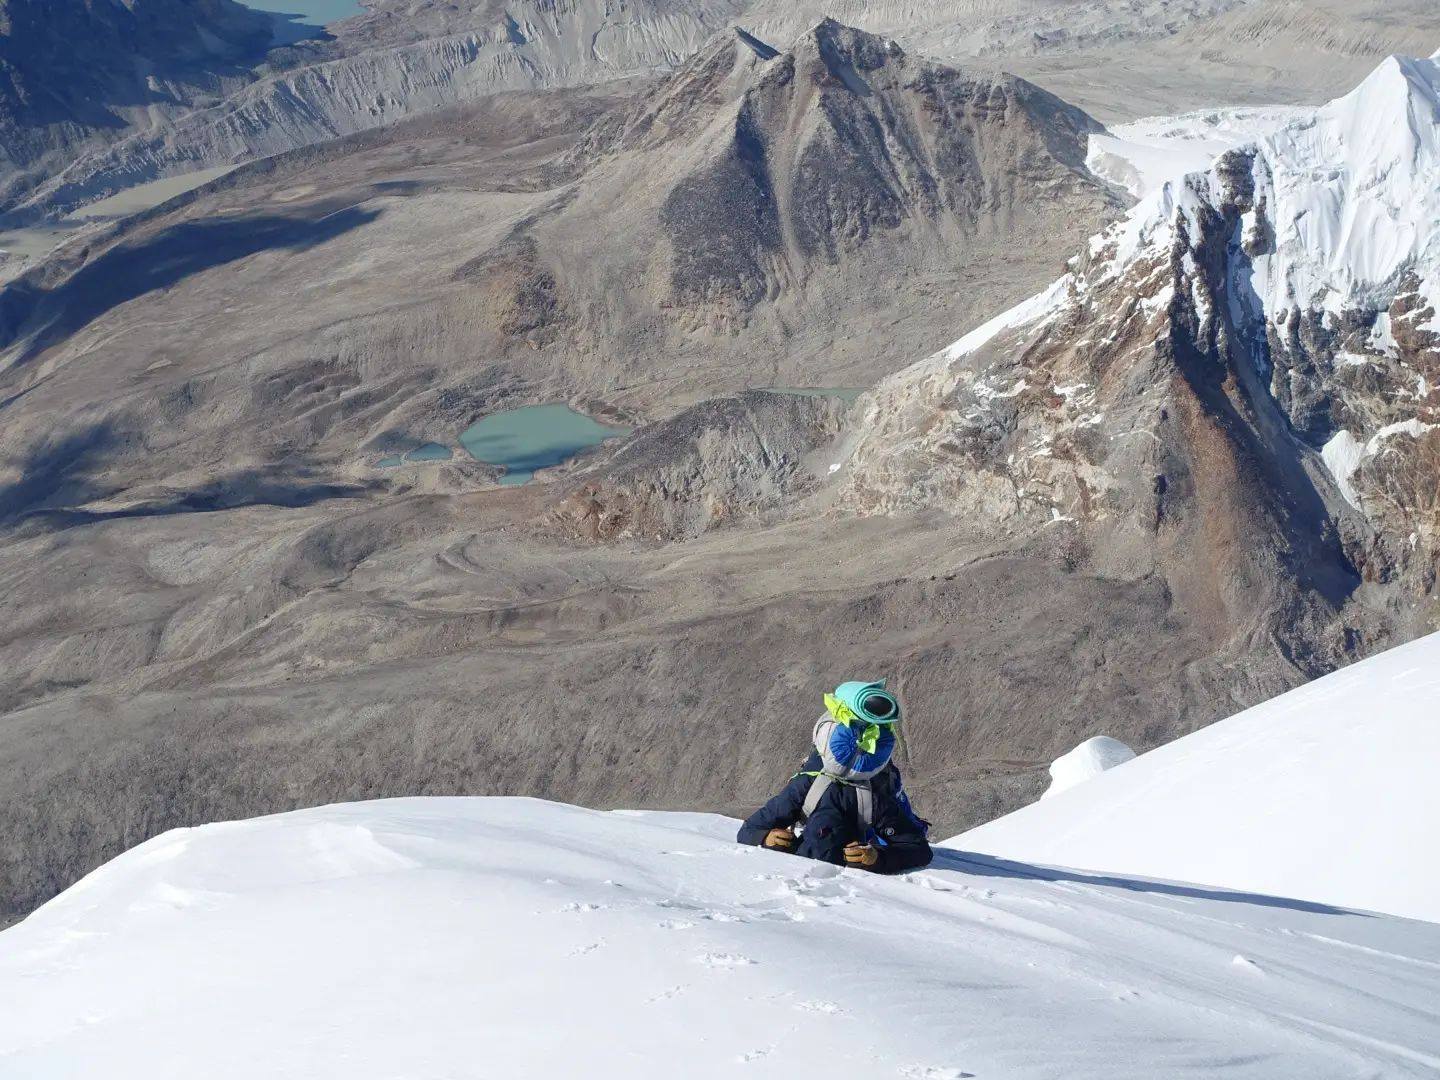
[405,442,453,462]
[460,404,631,486]
[240,0,364,25]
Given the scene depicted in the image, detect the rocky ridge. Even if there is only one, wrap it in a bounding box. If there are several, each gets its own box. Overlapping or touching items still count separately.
[1,0,750,219]
[837,52,1440,662]
[11,1,1440,224]
[0,0,274,213]
[490,19,1119,391]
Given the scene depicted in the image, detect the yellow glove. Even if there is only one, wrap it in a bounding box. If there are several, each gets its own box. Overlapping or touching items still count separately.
[843,842,880,869]
[763,827,796,851]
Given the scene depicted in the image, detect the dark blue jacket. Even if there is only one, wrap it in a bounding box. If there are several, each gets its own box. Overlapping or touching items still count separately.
[737,750,933,873]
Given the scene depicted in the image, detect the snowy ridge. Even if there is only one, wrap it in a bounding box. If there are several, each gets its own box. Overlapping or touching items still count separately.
[3,797,1440,1077]
[1086,106,1303,199]
[1252,54,1440,324]
[958,631,1440,924]
[1071,53,1440,343]
[1082,53,1440,324]
[855,51,1440,517]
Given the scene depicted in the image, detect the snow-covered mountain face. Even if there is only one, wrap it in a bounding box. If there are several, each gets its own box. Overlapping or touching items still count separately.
[840,53,1440,653]
[958,629,1440,924]
[4,796,1440,1078]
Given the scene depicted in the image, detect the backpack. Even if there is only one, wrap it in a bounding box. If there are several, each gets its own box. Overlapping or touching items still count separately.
[798,713,897,833]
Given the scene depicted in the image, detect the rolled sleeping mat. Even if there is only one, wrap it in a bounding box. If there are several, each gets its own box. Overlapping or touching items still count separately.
[833,679,901,725]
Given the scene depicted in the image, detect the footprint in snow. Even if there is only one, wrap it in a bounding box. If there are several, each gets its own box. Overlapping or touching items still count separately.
[657,919,695,930]
[778,877,855,907]
[899,1067,974,1079]
[910,874,955,892]
[736,1047,772,1064]
[568,941,604,957]
[794,999,843,1015]
[558,902,606,913]
[696,952,757,968]
[646,985,687,1003]
[755,909,806,922]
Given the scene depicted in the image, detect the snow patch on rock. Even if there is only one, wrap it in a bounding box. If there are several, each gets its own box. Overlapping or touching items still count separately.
[1322,420,1437,509]
[1086,106,1303,199]
[1042,736,1137,799]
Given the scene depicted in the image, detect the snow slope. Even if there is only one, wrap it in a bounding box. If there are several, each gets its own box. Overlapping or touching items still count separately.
[959,632,1440,924]
[1086,107,1302,198]
[1253,54,1440,327]
[4,797,1440,1078]
[1041,736,1135,799]
[1084,52,1440,323]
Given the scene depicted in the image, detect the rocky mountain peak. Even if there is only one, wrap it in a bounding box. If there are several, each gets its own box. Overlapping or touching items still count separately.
[789,15,906,72]
[838,50,1440,657]
[563,19,1115,316]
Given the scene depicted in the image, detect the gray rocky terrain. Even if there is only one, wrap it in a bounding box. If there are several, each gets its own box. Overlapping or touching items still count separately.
[0,21,1122,446]
[0,0,274,214]
[0,21,1132,917]
[8,0,1440,226]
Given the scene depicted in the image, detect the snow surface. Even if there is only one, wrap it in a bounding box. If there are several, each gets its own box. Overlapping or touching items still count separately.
[1085,53,1440,328]
[1041,735,1136,799]
[958,631,1440,925]
[1086,107,1302,199]
[1251,55,1440,326]
[4,796,1440,1078]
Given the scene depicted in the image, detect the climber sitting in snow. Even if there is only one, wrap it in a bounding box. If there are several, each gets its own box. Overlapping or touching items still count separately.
[736,680,932,873]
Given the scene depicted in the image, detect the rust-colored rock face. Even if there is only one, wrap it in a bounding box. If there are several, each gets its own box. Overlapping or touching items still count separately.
[840,86,1440,665]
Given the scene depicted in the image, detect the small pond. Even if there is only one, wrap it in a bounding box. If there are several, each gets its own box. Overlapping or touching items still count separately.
[0,223,78,260]
[239,0,365,45]
[459,404,631,486]
[405,442,453,462]
[1,165,244,265]
[376,442,454,468]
